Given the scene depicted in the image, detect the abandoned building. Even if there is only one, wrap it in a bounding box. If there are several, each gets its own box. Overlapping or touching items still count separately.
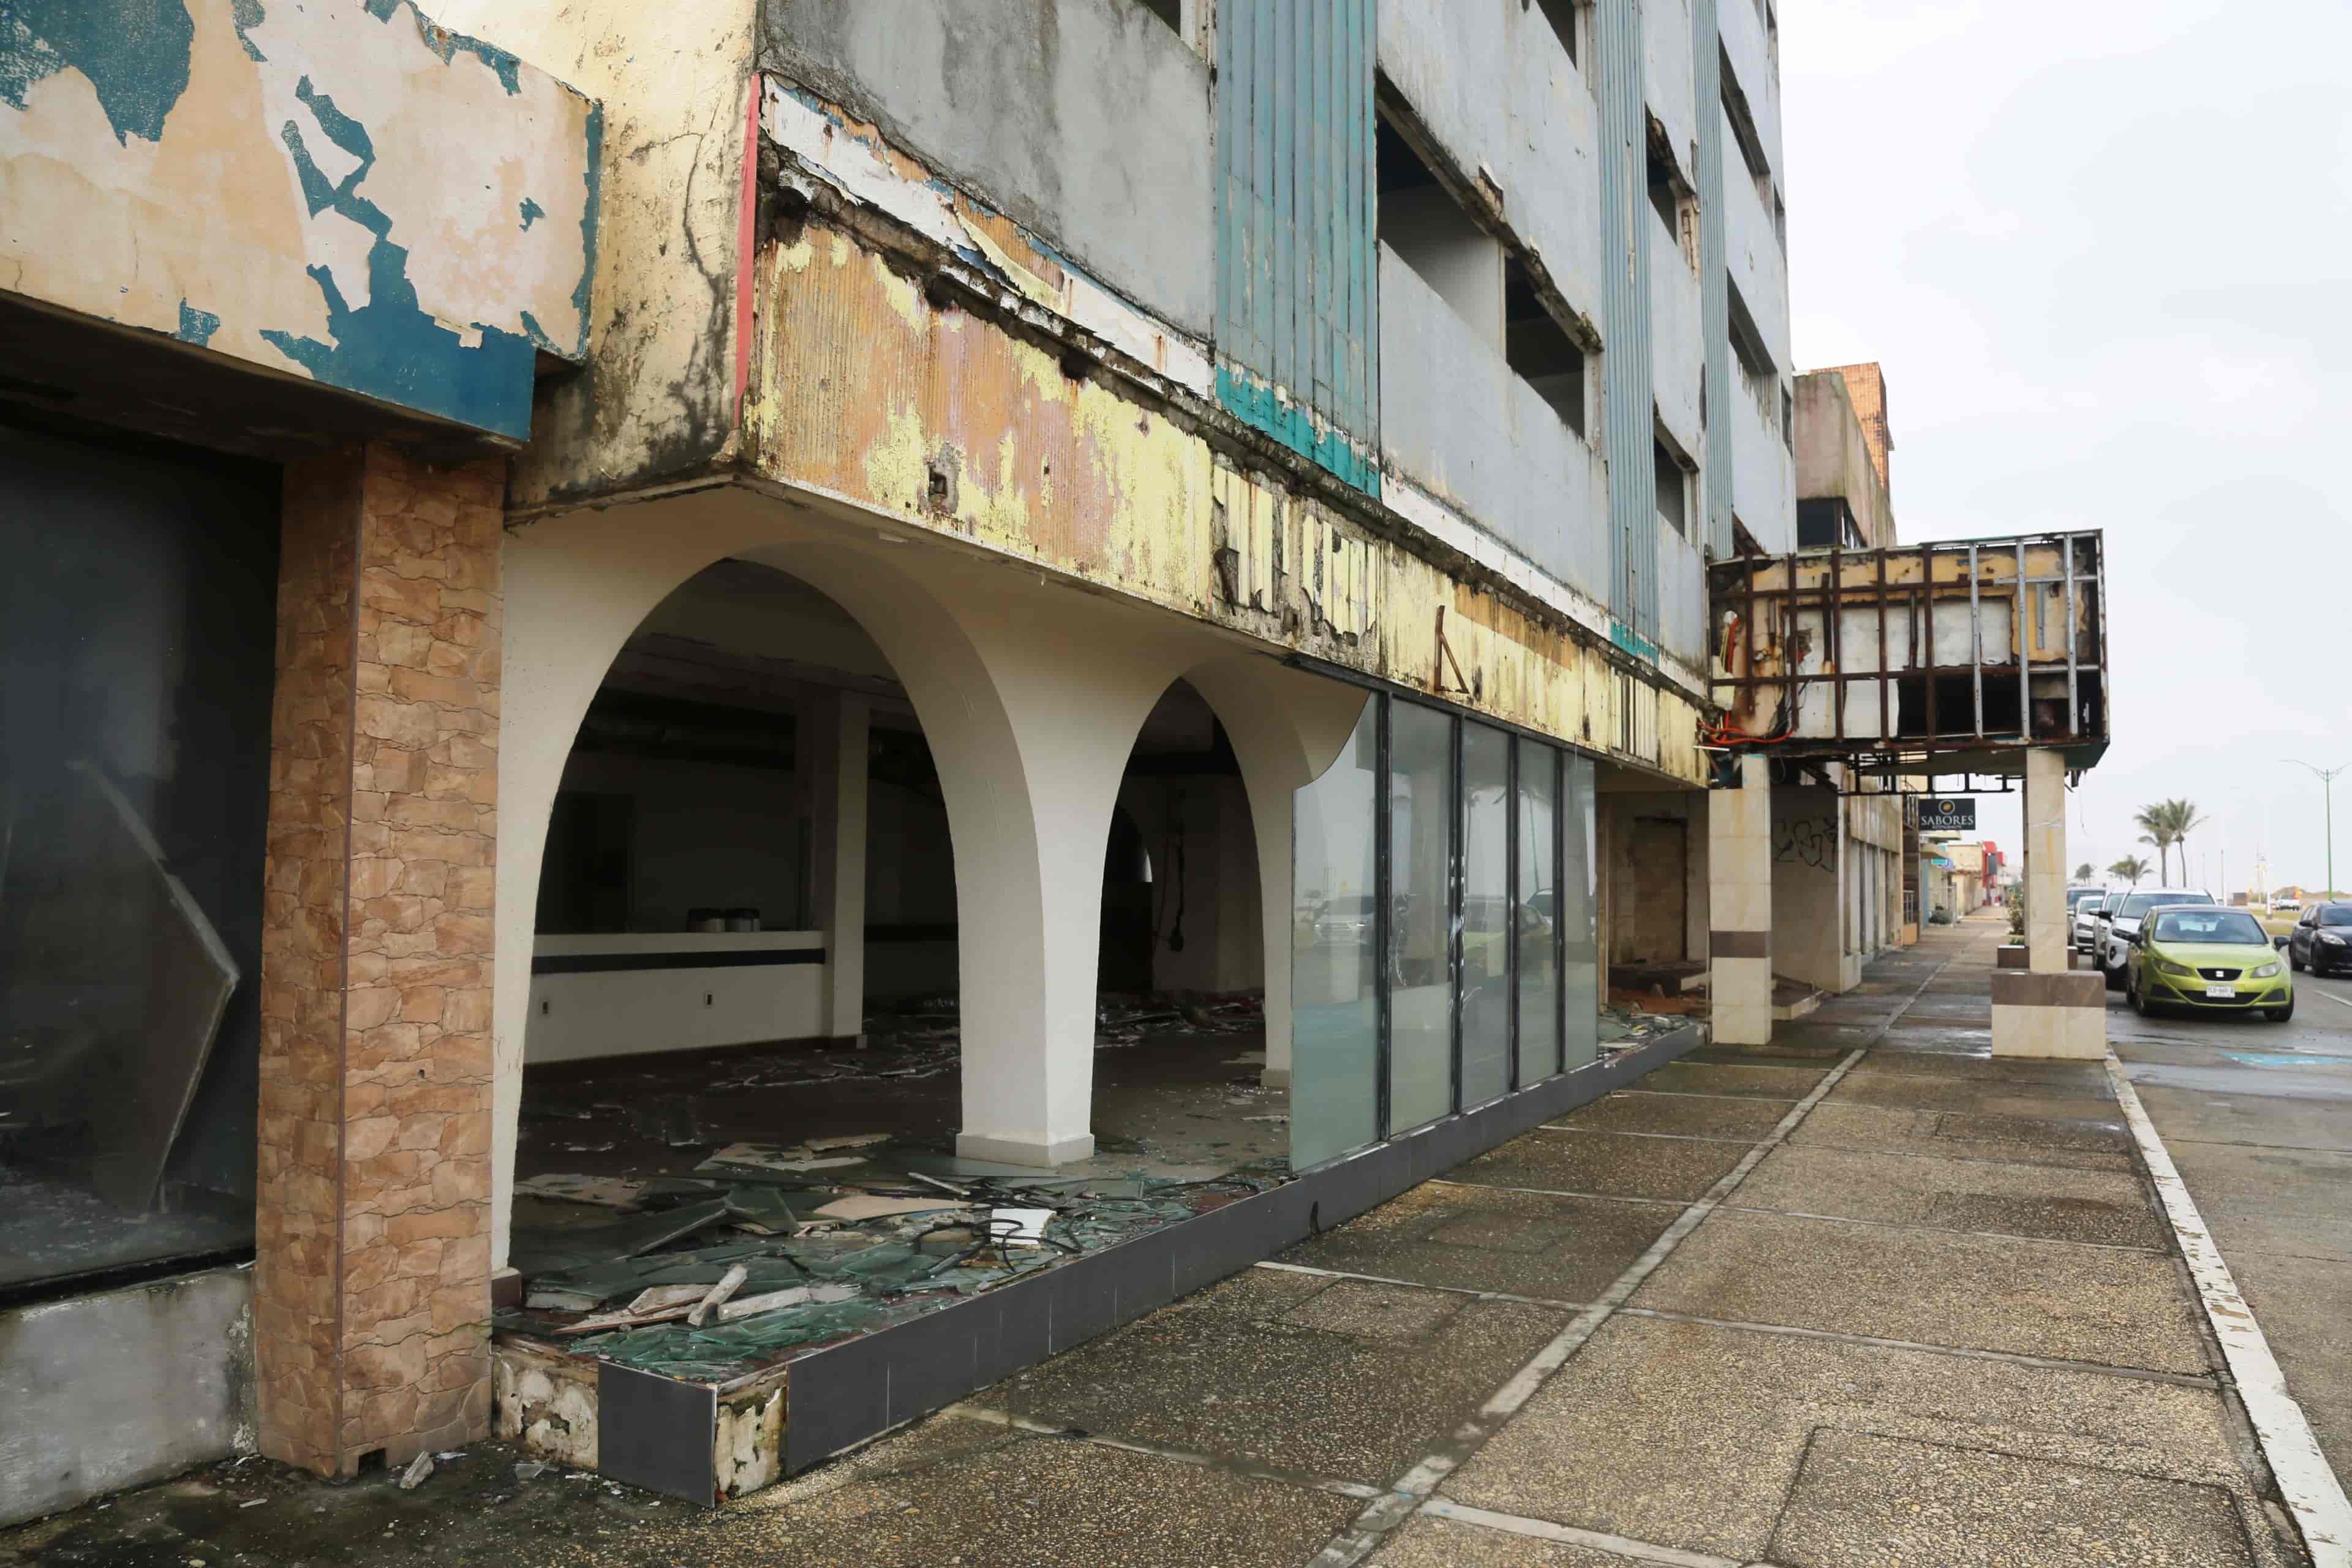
[0,0,2103,1520]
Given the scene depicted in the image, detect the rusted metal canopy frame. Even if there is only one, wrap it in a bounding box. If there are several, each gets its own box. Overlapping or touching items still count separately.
[1705,531,2105,769]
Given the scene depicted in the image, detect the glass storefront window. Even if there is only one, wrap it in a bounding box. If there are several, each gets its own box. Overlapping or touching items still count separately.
[1289,690,1609,1171]
[1,425,276,1295]
[1563,753,1601,1069]
[1290,699,1381,1169]
[1515,739,1562,1084]
[1387,701,1455,1134]
[1459,723,1510,1107]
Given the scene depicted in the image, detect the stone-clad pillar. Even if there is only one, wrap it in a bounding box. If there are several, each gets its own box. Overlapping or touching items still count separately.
[255,443,503,1477]
[1709,756,1774,1045]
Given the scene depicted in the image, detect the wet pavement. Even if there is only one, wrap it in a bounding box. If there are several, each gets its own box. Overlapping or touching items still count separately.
[7,914,2339,1567]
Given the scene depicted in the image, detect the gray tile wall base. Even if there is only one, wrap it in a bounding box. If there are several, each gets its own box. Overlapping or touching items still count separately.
[496,1023,1706,1504]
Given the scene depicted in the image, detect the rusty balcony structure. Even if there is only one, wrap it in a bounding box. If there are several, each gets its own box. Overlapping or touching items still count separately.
[1705,531,2108,782]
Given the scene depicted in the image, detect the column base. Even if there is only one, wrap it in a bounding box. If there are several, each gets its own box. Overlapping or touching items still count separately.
[1990,971,2106,1059]
[1259,1066,1292,1090]
[956,1131,1096,1167]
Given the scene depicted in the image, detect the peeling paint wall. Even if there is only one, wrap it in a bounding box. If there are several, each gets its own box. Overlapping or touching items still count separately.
[0,0,598,441]
[423,0,756,503]
[759,0,1213,337]
[744,208,1705,786]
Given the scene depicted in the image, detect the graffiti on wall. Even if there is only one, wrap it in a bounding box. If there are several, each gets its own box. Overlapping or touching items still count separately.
[1774,814,1835,870]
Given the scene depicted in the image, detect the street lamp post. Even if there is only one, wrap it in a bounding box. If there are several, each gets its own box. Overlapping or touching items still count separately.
[2286,760,2345,898]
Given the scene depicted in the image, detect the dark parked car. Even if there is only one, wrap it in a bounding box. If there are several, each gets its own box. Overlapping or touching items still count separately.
[2286,901,2352,976]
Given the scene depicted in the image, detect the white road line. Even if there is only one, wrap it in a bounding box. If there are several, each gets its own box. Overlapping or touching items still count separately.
[2105,1053,2352,1568]
[1419,1498,1748,1567]
[2312,986,2352,1013]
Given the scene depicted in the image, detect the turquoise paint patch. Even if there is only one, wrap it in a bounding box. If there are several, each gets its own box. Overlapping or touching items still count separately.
[174,300,219,345]
[1609,621,1660,663]
[261,63,532,436]
[0,0,193,144]
[229,0,263,61]
[361,0,519,94]
[518,196,544,231]
[568,102,600,356]
[1215,363,1379,497]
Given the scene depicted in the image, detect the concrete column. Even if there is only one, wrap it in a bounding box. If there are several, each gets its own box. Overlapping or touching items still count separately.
[2023,748,2069,973]
[1709,756,1774,1044]
[809,691,869,1041]
[256,445,503,1477]
[1183,658,1369,1093]
[1994,748,2104,1057]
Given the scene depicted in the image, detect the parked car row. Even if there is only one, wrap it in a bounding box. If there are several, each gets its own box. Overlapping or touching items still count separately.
[2070,884,2351,1023]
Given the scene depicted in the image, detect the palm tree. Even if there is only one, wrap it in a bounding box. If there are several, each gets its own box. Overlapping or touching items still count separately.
[2134,802,2178,884]
[2109,855,2150,886]
[2074,862,2095,883]
[2169,799,2208,887]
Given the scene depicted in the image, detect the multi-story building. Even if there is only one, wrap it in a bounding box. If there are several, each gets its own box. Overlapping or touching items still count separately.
[1,0,1804,1512]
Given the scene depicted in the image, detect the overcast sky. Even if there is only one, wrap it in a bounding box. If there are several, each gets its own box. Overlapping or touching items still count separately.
[1784,1,2352,896]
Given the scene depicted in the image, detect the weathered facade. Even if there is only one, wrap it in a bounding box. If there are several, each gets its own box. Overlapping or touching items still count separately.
[1,0,1840,1515]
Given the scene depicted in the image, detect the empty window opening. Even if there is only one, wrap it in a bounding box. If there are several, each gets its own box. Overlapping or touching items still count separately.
[1646,137,1697,268]
[1136,0,1182,34]
[1654,438,1690,535]
[1727,279,1777,396]
[1796,497,1863,551]
[1504,257,1588,439]
[1532,0,1580,66]
[1379,115,1504,347]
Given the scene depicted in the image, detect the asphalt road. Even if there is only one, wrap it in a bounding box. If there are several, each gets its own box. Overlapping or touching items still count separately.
[2108,960,2352,1479]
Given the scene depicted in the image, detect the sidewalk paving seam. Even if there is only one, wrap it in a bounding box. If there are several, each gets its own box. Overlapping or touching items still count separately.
[1529,1126,1765,1145]
[1303,1046,1874,1567]
[1417,1498,1755,1567]
[2106,1052,2352,1568]
[1610,1089,1803,1104]
[941,1403,1385,1503]
[1430,1177,2174,1255]
[1302,935,1968,1567]
[1256,1258,2218,1390]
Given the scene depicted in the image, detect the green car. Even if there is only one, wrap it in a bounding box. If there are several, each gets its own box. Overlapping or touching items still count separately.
[2126,905,2294,1022]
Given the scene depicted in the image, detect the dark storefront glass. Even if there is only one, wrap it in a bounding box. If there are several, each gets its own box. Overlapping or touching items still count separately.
[1515,739,1562,1084]
[1458,722,1511,1107]
[0,425,277,1296]
[1562,753,1601,1069]
[1386,701,1455,1134]
[1289,699,1381,1169]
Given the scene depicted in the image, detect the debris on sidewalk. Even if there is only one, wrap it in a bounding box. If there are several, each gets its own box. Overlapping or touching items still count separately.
[396,1453,435,1491]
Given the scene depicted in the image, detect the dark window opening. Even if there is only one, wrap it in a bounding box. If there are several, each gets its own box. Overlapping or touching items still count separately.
[1534,0,1580,65]
[1379,111,1501,339]
[1376,117,1441,195]
[1782,386,1795,451]
[1796,497,1863,550]
[1895,674,2024,741]
[1646,148,1681,238]
[1505,257,1587,438]
[1726,281,1775,382]
[1654,439,1689,534]
[1137,0,1182,34]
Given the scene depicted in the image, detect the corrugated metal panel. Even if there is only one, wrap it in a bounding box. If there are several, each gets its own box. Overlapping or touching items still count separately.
[1693,0,1733,560]
[1596,0,1657,650]
[1215,0,1380,494]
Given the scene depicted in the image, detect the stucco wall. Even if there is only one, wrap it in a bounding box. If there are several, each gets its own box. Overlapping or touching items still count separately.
[426,0,758,503]
[758,0,1212,335]
[0,1268,253,1527]
[0,0,597,442]
[1379,0,1604,332]
[1795,371,1894,546]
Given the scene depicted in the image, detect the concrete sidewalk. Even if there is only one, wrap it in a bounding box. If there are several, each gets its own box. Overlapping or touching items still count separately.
[3,914,2328,1566]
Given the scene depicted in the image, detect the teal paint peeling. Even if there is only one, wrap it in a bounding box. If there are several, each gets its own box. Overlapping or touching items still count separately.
[361,0,520,95]
[1212,0,1378,497]
[570,102,601,355]
[518,196,544,230]
[1216,363,1379,497]
[1608,621,1659,663]
[174,300,219,344]
[230,0,263,62]
[260,66,535,437]
[0,0,192,144]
